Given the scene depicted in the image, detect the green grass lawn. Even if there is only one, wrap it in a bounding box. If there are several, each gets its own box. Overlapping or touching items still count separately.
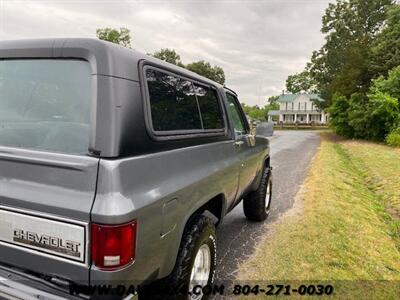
[237,133,400,299]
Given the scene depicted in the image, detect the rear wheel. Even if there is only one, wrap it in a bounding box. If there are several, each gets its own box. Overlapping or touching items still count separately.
[243,167,272,222]
[189,243,213,300]
[143,215,216,300]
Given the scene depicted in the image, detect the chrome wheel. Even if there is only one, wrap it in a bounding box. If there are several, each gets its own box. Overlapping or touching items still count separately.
[265,177,272,208]
[189,244,211,300]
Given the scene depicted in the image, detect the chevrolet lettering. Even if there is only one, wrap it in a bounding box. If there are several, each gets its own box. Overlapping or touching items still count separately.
[13,229,81,258]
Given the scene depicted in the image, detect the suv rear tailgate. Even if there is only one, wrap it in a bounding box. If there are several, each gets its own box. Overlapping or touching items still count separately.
[0,148,99,284]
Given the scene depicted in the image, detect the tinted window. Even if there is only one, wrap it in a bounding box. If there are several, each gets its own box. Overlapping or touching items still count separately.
[0,59,91,154]
[193,83,224,129]
[226,93,247,135]
[146,69,202,131]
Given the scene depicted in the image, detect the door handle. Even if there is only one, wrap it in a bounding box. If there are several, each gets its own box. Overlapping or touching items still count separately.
[234,141,244,147]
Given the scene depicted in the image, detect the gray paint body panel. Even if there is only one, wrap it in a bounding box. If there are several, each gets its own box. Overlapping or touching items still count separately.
[0,148,97,282]
[0,38,270,290]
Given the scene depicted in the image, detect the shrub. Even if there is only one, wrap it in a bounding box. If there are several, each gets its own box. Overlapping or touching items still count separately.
[347,93,370,139]
[328,66,400,141]
[328,94,354,138]
[367,91,400,141]
[386,128,400,147]
[371,66,400,99]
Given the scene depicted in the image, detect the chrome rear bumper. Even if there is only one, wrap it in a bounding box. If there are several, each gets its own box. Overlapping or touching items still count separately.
[0,265,138,300]
[0,265,84,300]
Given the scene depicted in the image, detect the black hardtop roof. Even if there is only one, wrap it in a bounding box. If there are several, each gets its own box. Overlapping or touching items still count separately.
[0,38,224,88]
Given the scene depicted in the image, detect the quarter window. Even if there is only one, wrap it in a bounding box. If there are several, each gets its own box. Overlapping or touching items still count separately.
[145,68,225,134]
[146,69,202,131]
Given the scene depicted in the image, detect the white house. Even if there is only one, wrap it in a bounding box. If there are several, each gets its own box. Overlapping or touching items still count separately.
[268,93,328,124]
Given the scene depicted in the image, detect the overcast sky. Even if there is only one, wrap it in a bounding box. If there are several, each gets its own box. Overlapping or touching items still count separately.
[0,0,331,106]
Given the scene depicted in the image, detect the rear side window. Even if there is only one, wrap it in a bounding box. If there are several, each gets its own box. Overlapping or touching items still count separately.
[0,59,91,154]
[145,68,225,135]
[145,69,202,131]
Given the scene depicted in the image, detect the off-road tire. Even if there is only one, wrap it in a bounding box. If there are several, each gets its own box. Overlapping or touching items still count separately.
[143,215,216,300]
[243,167,272,222]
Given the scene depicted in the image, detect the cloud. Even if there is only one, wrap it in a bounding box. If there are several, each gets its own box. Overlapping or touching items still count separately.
[0,0,330,105]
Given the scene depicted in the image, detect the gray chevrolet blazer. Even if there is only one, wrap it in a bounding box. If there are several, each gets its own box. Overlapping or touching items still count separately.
[0,38,272,300]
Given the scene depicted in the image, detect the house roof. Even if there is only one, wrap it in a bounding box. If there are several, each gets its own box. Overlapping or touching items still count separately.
[277,93,324,103]
[267,110,280,116]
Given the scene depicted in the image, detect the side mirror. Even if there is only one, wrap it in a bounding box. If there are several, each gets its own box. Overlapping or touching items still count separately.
[256,122,274,137]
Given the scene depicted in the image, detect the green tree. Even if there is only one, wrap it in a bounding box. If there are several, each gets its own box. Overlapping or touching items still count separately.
[241,103,266,121]
[328,94,354,137]
[96,27,132,48]
[367,66,400,140]
[308,0,393,106]
[264,103,280,120]
[347,93,371,138]
[367,91,400,140]
[267,95,279,105]
[186,61,225,85]
[241,103,280,121]
[150,49,226,84]
[369,4,400,78]
[329,66,400,141]
[370,65,400,100]
[152,48,184,67]
[286,70,317,94]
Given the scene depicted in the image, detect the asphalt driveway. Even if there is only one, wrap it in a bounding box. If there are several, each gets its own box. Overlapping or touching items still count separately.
[215,130,320,283]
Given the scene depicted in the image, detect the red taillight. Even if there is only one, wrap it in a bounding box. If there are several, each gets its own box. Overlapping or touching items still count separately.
[91,221,137,270]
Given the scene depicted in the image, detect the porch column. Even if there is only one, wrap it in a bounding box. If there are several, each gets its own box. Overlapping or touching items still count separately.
[294,114,297,123]
[306,114,309,124]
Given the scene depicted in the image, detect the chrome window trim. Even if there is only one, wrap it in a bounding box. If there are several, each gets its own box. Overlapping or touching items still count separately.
[139,61,229,141]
